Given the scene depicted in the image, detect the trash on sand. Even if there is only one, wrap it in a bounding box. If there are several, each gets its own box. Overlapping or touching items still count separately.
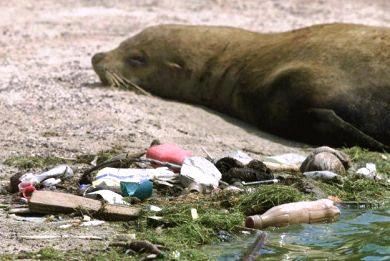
[83,215,91,222]
[180,157,222,188]
[245,199,340,229]
[356,163,381,180]
[201,147,214,161]
[262,153,305,173]
[9,214,47,223]
[92,167,175,193]
[147,216,168,227]
[141,158,182,171]
[216,158,273,184]
[183,182,212,194]
[223,185,243,193]
[78,184,91,195]
[303,171,342,183]
[58,224,73,229]
[86,190,129,205]
[19,164,73,185]
[146,143,192,165]
[242,179,279,186]
[80,220,105,227]
[42,178,61,187]
[262,161,301,173]
[28,191,140,221]
[218,150,253,165]
[149,205,162,212]
[18,182,36,199]
[8,207,31,214]
[300,146,351,174]
[191,208,199,220]
[58,217,105,229]
[120,179,153,200]
[265,153,306,165]
[90,156,99,166]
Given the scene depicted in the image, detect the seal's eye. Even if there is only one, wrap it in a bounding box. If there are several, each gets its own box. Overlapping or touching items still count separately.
[127,55,147,67]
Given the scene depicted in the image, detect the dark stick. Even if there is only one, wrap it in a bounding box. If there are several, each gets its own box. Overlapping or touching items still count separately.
[242,231,267,261]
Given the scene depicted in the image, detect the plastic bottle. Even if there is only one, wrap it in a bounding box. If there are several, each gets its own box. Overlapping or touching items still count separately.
[245,199,340,229]
[19,165,73,185]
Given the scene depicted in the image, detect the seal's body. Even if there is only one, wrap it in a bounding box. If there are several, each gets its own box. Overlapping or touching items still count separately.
[92,24,390,150]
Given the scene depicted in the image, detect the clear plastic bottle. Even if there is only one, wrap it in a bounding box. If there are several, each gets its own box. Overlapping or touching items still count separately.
[245,199,340,229]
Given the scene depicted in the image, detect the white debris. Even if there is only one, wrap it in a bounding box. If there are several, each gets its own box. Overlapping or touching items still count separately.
[80,220,105,227]
[265,153,306,165]
[92,167,175,193]
[180,157,221,188]
[85,190,129,205]
[356,163,381,180]
[149,205,162,212]
[191,208,199,220]
[42,178,61,187]
[19,165,73,185]
[303,171,342,183]
[222,150,253,165]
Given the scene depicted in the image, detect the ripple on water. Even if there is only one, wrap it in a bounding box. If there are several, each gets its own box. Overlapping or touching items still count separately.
[203,207,390,260]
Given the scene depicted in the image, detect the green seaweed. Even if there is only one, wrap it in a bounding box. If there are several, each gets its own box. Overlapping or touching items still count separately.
[3,155,70,170]
[342,147,390,176]
[75,146,125,165]
[236,184,309,215]
[317,175,389,202]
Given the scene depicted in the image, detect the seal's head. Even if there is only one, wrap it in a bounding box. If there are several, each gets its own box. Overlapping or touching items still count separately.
[91,25,197,97]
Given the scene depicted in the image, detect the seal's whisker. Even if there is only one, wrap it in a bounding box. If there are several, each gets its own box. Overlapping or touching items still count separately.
[104,70,114,87]
[112,72,128,88]
[112,71,152,96]
[112,73,129,90]
[106,70,121,88]
[108,71,119,87]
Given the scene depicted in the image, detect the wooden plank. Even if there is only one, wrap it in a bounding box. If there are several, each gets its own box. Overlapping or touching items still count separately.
[28,191,140,221]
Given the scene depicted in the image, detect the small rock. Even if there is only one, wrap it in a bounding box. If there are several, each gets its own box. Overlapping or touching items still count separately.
[303,171,342,184]
[216,230,232,242]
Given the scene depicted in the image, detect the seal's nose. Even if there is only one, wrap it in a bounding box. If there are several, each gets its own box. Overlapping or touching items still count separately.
[92,52,105,66]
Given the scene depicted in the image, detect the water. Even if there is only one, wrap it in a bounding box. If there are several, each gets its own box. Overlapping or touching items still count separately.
[204,207,390,260]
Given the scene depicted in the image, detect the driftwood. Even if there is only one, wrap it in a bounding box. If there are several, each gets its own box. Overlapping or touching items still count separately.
[110,241,164,256]
[8,208,31,214]
[28,191,140,221]
[20,235,103,240]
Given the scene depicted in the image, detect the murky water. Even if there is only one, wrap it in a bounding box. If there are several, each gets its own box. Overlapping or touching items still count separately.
[205,207,390,260]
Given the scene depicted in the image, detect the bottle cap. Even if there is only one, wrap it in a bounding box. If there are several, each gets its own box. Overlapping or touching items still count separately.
[245,215,263,229]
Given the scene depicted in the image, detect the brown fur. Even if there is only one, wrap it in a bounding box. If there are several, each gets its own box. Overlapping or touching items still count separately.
[92,24,390,150]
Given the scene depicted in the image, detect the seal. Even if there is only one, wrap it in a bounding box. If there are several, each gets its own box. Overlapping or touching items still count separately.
[92,23,390,151]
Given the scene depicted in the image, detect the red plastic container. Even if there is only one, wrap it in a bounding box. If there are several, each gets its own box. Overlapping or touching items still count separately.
[18,182,36,199]
[146,143,192,165]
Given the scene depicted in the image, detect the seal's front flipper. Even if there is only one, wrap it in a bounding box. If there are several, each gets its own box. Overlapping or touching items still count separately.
[305,108,388,151]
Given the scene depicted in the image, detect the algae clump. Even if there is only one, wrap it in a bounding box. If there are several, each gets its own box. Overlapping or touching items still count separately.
[236,184,310,215]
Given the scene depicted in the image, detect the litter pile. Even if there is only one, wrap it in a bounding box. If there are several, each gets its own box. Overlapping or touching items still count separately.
[4,141,388,259]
